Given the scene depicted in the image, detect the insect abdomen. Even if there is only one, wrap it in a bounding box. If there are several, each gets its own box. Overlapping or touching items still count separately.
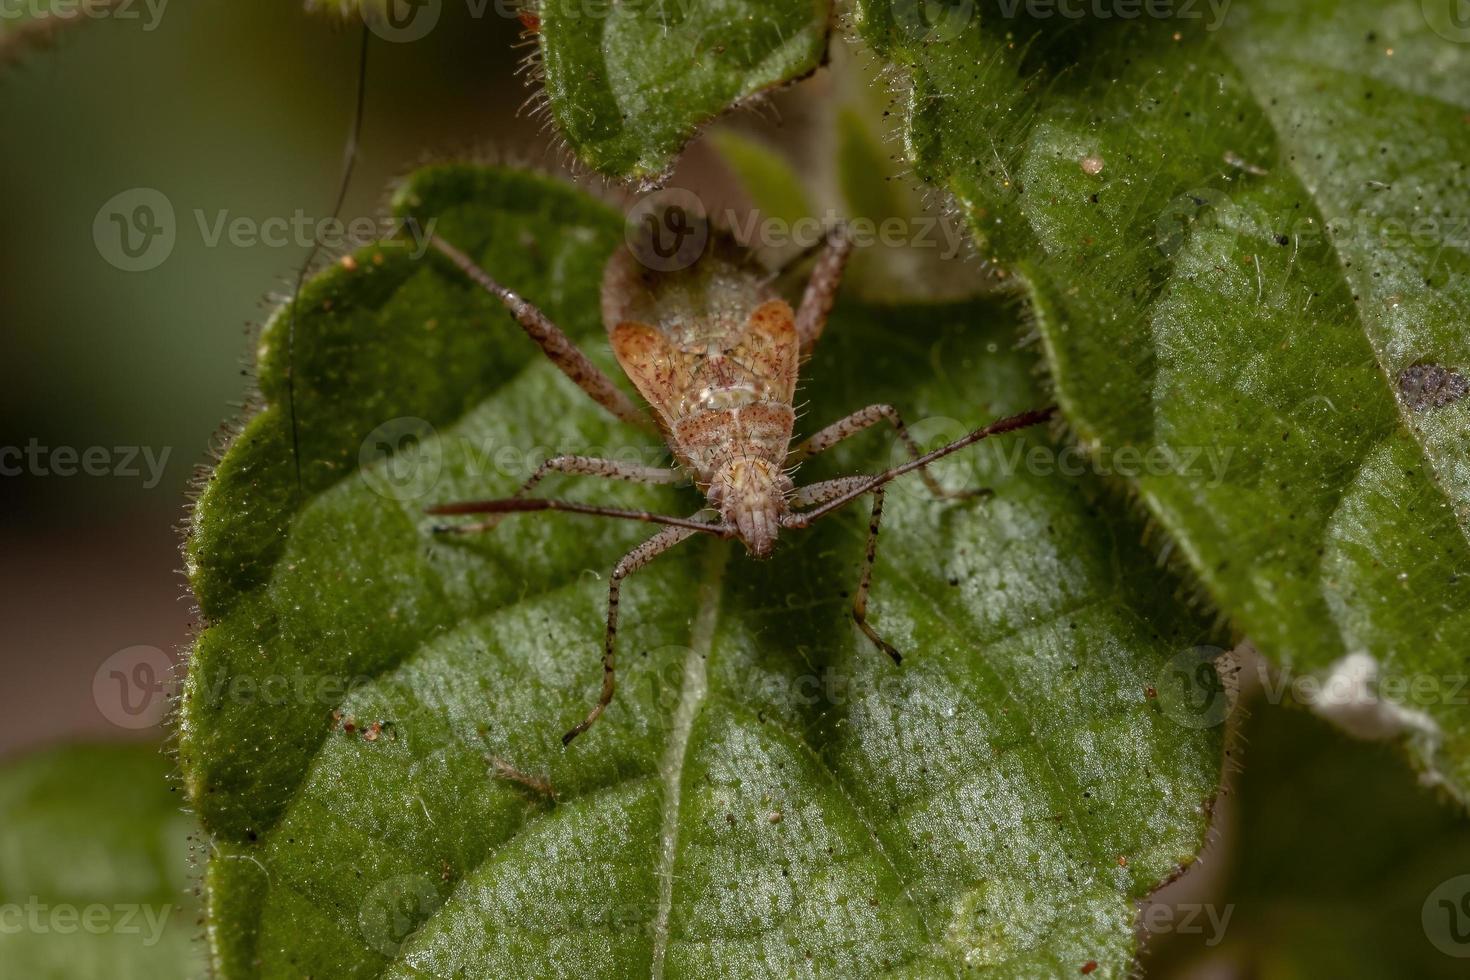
[674,402,795,483]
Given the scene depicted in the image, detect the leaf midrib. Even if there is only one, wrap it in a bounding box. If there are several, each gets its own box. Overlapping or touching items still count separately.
[650,540,728,978]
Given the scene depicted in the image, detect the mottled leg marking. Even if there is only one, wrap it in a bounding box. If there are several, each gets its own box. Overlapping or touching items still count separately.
[793,403,984,501]
[563,522,702,746]
[427,497,725,537]
[427,234,656,432]
[794,223,854,354]
[431,456,680,534]
[789,475,871,511]
[852,486,902,665]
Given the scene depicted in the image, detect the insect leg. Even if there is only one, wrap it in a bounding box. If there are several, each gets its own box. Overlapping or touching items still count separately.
[563,521,703,745]
[426,234,657,432]
[431,456,681,534]
[489,757,558,802]
[427,497,728,537]
[784,407,1056,529]
[793,223,854,355]
[789,475,871,510]
[851,485,903,664]
[786,479,905,662]
[791,403,985,500]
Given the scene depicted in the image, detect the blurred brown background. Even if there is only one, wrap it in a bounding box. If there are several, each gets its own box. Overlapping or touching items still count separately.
[0,0,540,757]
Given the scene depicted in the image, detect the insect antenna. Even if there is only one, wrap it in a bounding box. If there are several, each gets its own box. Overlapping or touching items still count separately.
[285,23,371,494]
[785,406,1057,528]
[427,498,729,537]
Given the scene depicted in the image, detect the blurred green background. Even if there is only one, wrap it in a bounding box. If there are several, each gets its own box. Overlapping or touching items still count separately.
[0,0,534,756]
[1,2,1466,977]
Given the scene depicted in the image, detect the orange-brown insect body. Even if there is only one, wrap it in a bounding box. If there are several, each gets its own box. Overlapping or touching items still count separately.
[421,213,1054,746]
[603,236,798,558]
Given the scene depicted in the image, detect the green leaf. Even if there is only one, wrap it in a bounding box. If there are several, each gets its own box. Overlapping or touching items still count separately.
[180,164,1223,977]
[707,129,816,229]
[537,0,834,182]
[1150,698,1470,977]
[712,40,995,304]
[0,743,203,979]
[857,0,1470,797]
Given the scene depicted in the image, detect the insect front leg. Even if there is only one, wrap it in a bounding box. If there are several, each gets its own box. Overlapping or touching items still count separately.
[563,521,704,746]
[793,223,854,355]
[783,478,902,664]
[852,486,902,665]
[792,403,986,501]
[426,234,657,432]
[789,475,871,511]
[431,456,681,535]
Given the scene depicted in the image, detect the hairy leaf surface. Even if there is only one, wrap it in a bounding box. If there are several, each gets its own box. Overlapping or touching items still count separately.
[857,0,1470,797]
[537,0,834,181]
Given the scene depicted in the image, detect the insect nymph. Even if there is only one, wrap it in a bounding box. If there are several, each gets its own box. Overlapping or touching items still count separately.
[423,212,1053,745]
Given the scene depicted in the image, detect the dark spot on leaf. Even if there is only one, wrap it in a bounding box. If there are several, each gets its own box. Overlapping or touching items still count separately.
[1398,363,1468,411]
